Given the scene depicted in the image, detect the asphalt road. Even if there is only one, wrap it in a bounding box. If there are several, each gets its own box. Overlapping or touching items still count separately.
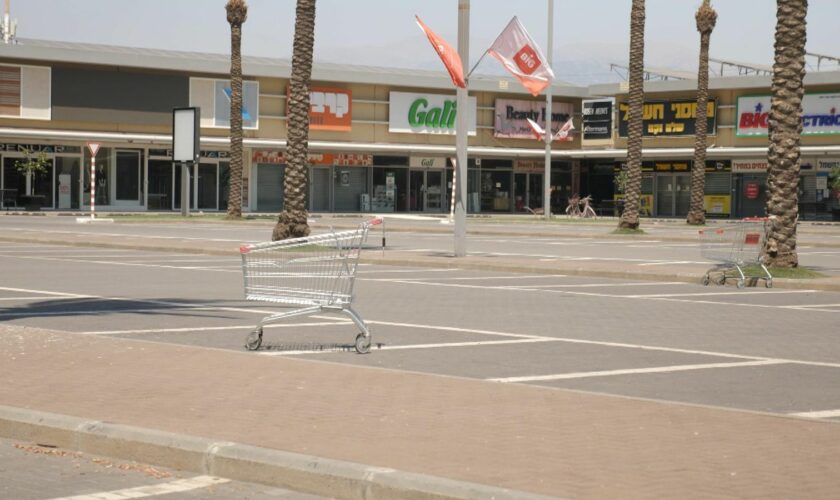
[0,436,323,500]
[2,241,840,422]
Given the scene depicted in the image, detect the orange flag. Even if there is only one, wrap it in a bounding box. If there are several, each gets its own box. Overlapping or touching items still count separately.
[487,17,555,96]
[415,15,466,88]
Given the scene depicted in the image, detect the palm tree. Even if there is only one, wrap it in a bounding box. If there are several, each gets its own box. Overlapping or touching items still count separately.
[764,0,807,267]
[619,0,645,230]
[272,0,316,240]
[225,0,247,219]
[686,0,717,226]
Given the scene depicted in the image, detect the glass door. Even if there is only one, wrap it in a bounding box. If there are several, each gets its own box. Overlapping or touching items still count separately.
[197,163,218,210]
[409,170,423,211]
[675,174,691,216]
[115,150,142,206]
[656,174,675,216]
[147,160,173,210]
[424,171,443,211]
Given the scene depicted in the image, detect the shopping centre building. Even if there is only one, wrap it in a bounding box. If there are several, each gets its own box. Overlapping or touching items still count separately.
[1,38,839,219]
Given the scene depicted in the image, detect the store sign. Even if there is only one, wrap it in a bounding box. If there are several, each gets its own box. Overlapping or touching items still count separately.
[745,182,760,200]
[514,159,545,173]
[737,93,840,136]
[582,98,614,141]
[309,87,352,132]
[732,159,768,173]
[653,161,690,172]
[150,149,229,159]
[818,158,840,171]
[251,150,372,166]
[389,92,477,136]
[214,80,259,128]
[0,143,80,154]
[705,160,731,172]
[409,156,446,168]
[704,195,731,215]
[493,99,574,140]
[618,99,717,137]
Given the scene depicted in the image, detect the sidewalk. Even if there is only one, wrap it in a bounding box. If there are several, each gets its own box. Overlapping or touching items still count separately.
[2,325,840,499]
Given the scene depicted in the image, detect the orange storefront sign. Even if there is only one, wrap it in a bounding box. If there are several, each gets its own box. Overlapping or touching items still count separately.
[252,150,372,166]
[308,87,352,131]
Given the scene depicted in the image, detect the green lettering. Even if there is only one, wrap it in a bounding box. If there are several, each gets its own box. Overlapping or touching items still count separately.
[447,101,457,128]
[425,107,442,127]
[408,98,428,127]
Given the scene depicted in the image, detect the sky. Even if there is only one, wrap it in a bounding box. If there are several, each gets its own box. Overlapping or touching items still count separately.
[8,0,840,84]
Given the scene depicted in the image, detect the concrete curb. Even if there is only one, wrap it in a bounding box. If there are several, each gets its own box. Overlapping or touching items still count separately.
[0,405,560,500]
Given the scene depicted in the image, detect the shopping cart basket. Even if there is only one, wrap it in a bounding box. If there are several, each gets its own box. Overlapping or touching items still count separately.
[698,217,773,289]
[239,218,381,353]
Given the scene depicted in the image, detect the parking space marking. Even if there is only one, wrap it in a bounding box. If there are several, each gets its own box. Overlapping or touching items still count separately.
[356,268,458,274]
[79,321,352,335]
[789,409,840,419]
[501,282,687,289]
[623,290,816,298]
[0,296,80,301]
[362,274,567,282]
[261,337,559,356]
[49,475,230,500]
[0,286,91,298]
[0,254,241,273]
[488,360,789,383]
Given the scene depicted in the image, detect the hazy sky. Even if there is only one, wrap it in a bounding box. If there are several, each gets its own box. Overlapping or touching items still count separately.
[9,0,840,83]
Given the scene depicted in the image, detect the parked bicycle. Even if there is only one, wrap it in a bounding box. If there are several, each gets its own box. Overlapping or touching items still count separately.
[565,194,597,219]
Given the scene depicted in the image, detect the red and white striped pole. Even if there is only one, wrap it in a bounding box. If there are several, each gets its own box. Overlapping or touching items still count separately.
[87,143,100,220]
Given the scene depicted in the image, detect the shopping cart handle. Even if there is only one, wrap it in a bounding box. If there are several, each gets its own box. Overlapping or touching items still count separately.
[368,217,383,226]
[240,244,252,254]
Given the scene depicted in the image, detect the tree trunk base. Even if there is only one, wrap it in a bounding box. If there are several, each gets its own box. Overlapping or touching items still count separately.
[272,210,310,241]
[764,251,798,269]
[618,218,639,230]
[686,211,706,225]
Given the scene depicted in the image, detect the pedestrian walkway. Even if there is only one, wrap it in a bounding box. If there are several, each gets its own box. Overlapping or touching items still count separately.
[2,325,840,499]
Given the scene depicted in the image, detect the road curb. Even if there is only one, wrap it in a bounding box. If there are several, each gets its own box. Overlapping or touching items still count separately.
[0,405,559,500]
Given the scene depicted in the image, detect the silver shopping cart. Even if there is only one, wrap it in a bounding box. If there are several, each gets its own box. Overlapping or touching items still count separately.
[239,218,381,353]
[698,217,773,289]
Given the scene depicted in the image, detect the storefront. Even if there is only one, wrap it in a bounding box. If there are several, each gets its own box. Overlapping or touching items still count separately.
[1,144,81,210]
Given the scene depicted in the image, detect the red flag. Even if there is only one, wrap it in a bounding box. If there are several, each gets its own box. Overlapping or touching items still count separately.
[487,17,555,96]
[415,15,466,89]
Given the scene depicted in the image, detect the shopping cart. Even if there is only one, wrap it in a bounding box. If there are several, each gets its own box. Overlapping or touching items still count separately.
[698,217,773,289]
[239,218,381,353]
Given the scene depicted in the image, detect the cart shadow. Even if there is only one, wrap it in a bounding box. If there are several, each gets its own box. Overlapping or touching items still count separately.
[0,297,245,322]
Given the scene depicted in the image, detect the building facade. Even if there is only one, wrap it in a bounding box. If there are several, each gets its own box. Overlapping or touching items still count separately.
[1,39,839,219]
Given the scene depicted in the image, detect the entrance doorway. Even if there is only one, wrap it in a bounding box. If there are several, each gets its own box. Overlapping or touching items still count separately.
[656,173,690,217]
[513,173,543,212]
[409,170,444,212]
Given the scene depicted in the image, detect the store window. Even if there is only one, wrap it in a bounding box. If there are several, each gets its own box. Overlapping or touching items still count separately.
[55,156,80,209]
[83,148,111,206]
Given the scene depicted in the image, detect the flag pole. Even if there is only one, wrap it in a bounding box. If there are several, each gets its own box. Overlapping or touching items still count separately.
[454,0,469,257]
[543,0,554,221]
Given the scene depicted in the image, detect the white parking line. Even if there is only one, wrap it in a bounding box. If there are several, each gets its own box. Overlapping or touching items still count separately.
[363,274,567,282]
[623,290,816,298]
[0,296,79,301]
[48,475,230,500]
[502,282,688,289]
[0,254,241,273]
[488,360,788,383]
[79,321,352,335]
[261,337,558,356]
[789,409,840,419]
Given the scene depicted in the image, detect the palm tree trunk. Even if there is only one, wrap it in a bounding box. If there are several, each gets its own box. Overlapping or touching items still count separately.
[687,1,717,226]
[226,21,244,219]
[764,0,807,267]
[272,0,316,241]
[619,0,645,230]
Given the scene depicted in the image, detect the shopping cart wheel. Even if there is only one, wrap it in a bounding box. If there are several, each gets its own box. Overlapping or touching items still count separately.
[245,329,263,351]
[354,333,371,354]
[736,279,745,289]
[765,279,773,289]
[702,274,710,286]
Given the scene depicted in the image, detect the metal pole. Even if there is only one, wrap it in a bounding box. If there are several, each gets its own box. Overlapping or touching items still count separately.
[454,0,469,257]
[181,162,190,216]
[543,0,554,221]
[90,156,96,220]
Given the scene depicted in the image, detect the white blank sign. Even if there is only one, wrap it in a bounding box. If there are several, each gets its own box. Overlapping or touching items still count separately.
[173,108,197,162]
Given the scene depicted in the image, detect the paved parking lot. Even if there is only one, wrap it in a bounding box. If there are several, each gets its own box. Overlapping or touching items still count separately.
[2,242,840,422]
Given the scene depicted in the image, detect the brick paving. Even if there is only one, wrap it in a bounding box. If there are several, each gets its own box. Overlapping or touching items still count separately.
[2,325,840,499]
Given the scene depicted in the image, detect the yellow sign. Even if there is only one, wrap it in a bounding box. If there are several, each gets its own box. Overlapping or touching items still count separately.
[703,195,731,215]
[614,194,653,216]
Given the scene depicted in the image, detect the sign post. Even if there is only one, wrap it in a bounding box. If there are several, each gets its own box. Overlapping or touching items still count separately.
[87,142,99,220]
[173,107,200,217]
[76,143,113,223]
